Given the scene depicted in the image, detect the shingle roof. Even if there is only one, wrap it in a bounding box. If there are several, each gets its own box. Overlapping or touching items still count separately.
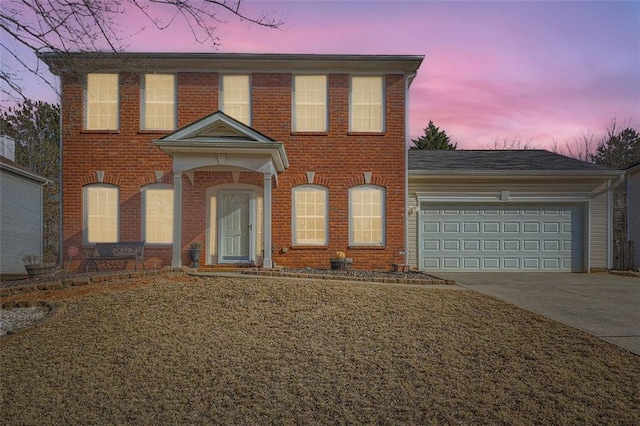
[408,149,619,173]
[0,156,49,183]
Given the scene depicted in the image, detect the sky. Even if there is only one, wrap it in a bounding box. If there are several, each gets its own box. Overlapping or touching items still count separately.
[3,0,640,150]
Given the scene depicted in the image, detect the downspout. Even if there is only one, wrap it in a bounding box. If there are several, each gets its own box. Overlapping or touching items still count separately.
[404,72,416,266]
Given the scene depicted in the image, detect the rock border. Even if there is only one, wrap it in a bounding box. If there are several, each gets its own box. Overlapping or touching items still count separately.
[0,301,65,342]
[0,267,185,297]
[241,269,455,285]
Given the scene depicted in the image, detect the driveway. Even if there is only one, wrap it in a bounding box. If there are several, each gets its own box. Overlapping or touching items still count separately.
[438,272,640,356]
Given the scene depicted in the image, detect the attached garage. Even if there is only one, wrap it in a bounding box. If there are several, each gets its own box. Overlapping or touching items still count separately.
[419,203,583,272]
[408,150,624,273]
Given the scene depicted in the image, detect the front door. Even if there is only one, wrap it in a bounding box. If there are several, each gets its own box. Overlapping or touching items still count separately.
[219,191,253,263]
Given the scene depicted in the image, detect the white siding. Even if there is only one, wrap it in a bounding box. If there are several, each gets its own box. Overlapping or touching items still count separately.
[628,169,640,269]
[0,171,43,277]
[408,178,610,272]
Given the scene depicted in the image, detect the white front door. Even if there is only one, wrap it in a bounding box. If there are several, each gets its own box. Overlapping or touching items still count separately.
[219,191,253,263]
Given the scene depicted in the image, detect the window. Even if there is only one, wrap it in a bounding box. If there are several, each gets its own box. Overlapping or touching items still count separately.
[350,76,384,132]
[349,185,385,246]
[86,73,119,130]
[293,75,327,132]
[84,185,118,244]
[142,74,176,130]
[221,75,250,125]
[143,186,173,244]
[292,185,328,245]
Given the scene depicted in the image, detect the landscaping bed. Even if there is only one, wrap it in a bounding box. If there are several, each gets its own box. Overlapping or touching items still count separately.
[1,274,639,424]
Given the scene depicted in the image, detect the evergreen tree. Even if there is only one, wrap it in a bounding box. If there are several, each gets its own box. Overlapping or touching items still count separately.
[410,121,457,150]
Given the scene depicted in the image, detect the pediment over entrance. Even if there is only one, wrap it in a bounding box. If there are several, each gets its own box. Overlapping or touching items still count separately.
[154,111,288,173]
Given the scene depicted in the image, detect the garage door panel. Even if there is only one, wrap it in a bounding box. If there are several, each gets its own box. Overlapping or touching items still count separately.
[420,204,583,272]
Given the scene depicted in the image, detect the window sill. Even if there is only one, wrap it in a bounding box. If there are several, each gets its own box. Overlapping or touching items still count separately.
[138,130,174,135]
[291,131,329,136]
[289,245,328,250]
[347,132,385,136]
[144,243,173,247]
[80,130,120,134]
[348,245,386,250]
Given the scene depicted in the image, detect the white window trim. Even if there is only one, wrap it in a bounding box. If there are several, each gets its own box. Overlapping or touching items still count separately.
[219,74,252,126]
[349,75,385,133]
[142,184,174,245]
[85,73,119,131]
[83,184,119,245]
[349,185,386,247]
[292,75,328,132]
[292,184,329,246]
[141,74,177,131]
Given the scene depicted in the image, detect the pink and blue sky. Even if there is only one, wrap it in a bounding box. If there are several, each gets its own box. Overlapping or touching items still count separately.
[5,0,640,149]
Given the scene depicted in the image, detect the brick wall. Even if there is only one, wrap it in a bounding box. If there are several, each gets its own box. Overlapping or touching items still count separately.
[61,69,407,271]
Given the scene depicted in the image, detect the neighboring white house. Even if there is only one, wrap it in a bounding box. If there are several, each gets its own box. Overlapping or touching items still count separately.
[0,136,49,280]
[627,162,640,271]
[408,150,624,273]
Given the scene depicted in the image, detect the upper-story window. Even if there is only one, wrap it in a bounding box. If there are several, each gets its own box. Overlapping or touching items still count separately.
[86,73,119,130]
[83,184,119,244]
[142,74,176,131]
[221,75,250,125]
[293,75,327,132]
[350,76,384,132]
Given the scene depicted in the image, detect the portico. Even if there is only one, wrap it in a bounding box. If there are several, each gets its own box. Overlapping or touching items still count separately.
[154,111,288,268]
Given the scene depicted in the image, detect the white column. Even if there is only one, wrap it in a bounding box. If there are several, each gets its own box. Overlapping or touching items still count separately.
[263,172,273,268]
[172,171,183,268]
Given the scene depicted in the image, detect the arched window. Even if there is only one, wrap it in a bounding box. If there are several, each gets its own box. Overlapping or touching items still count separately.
[292,185,328,246]
[142,184,174,244]
[349,185,385,246]
[83,184,119,244]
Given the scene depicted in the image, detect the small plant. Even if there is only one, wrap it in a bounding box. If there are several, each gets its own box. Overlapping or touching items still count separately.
[190,241,202,250]
[22,254,43,265]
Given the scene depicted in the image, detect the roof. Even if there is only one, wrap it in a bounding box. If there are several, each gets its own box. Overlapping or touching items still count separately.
[408,150,622,177]
[0,156,50,184]
[38,52,424,77]
[626,161,640,174]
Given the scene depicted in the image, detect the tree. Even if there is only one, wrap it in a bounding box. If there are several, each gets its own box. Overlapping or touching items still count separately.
[590,121,640,169]
[0,101,60,261]
[410,121,457,150]
[487,135,535,150]
[1,0,283,102]
[550,131,597,162]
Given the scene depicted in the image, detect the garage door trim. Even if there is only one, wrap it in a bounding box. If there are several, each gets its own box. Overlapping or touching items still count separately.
[416,194,591,273]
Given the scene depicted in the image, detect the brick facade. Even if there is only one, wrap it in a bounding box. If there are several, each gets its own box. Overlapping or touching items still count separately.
[48,53,422,271]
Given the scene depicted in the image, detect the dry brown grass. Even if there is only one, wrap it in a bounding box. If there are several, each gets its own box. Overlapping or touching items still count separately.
[1,275,639,424]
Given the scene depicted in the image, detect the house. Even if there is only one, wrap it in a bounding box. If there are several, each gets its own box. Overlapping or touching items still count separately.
[39,52,424,271]
[408,150,624,272]
[0,136,49,280]
[627,162,640,270]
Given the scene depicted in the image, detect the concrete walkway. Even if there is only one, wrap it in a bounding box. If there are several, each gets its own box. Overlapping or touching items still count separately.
[437,272,640,356]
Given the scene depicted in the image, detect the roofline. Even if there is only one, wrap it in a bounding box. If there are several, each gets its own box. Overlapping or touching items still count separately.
[38,51,424,75]
[0,159,50,184]
[626,162,640,174]
[408,169,625,179]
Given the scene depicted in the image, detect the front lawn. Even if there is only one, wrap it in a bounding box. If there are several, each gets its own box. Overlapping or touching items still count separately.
[1,275,638,424]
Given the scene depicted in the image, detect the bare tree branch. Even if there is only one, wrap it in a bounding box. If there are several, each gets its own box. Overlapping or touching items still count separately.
[1,0,284,104]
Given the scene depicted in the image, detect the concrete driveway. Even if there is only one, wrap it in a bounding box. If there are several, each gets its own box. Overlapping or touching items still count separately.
[438,272,640,356]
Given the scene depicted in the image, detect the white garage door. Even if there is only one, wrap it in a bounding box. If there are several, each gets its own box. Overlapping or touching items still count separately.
[419,204,583,272]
